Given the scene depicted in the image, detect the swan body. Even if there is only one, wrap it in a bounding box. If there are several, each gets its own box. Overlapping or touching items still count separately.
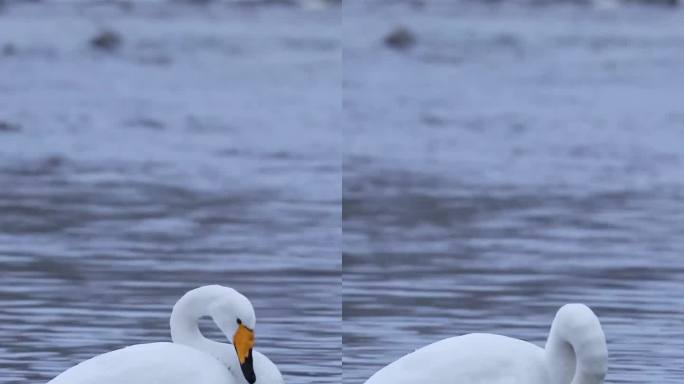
[47,285,284,384]
[47,343,232,384]
[365,304,607,384]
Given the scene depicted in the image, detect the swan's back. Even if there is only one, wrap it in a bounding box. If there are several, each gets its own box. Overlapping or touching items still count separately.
[47,342,233,384]
[365,333,549,384]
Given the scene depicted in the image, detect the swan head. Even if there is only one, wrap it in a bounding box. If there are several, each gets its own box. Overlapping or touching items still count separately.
[208,287,257,384]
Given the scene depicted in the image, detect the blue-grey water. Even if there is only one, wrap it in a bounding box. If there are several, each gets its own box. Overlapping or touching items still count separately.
[0,2,340,384]
[343,2,684,384]
[3,1,684,384]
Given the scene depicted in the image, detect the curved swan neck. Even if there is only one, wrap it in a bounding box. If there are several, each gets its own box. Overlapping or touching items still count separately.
[545,304,608,384]
[169,286,234,366]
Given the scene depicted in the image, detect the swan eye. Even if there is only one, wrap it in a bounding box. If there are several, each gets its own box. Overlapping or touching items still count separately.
[236,318,242,325]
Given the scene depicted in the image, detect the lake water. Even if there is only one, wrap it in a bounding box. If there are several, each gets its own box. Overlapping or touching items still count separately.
[3,1,684,384]
[0,2,340,384]
[343,2,684,384]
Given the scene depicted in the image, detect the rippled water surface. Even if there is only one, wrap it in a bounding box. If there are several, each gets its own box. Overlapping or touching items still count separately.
[0,2,340,383]
[344,2,684,383]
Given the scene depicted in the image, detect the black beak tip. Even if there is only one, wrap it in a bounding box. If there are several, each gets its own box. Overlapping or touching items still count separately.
[241,349,256,384]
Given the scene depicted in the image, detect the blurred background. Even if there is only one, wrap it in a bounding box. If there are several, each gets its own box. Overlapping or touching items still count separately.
[0,1,340,383]
[343,1,684,383]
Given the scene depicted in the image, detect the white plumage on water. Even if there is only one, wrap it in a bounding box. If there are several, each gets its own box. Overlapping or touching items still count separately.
[365,304,608,384]
[48,285,284,384]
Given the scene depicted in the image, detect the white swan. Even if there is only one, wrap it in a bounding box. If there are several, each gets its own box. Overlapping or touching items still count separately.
[364,303,607,384]
[47,285,285,384]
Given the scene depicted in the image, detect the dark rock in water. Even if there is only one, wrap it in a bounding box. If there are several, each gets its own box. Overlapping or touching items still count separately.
[0,120,21,133]
[126,117,166,130]
[115,0,135,11]
[384,26,416,50]
[639,0,678,6]
[2,43,16,56]
[173,0,214,4]
[408,0,427,9]
[90,29,123,52]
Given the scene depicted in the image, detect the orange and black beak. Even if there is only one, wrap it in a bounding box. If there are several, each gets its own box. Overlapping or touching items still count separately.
[233,323,256,384]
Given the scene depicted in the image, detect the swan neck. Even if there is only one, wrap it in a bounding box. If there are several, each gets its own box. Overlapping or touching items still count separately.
[545,304,607,384]
[170,292,204,346]
[545,328,577,384]
[169,287,232,366]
